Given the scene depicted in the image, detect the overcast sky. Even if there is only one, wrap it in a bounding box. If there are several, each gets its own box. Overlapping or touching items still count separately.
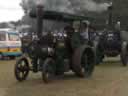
[0,0,24,22]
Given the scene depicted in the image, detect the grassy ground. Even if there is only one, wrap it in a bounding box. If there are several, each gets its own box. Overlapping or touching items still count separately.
[0,58,128,96]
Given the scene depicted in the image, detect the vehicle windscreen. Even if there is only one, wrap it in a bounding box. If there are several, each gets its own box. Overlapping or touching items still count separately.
[8,33,20,41]
[0,32,6,41]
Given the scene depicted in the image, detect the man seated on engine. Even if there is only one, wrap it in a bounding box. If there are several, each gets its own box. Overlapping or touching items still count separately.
[80,20,90,42]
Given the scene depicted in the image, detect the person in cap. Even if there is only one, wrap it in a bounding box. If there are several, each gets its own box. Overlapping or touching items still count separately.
[80,20,90,41]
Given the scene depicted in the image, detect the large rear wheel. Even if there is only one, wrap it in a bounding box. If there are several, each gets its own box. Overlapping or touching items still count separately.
[72,46,95,78]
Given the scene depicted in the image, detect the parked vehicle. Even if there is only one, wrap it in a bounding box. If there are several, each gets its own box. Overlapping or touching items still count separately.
[0,28,22,59]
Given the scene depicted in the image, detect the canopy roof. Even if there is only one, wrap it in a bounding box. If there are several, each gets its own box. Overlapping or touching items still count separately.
[29,10,94,22]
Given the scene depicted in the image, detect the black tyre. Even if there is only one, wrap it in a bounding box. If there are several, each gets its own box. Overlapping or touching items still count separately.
[80,50,95,78]
[121,42,128,66]
[14,57,29,81]
[72,46,95,78]
[42,58,55,83]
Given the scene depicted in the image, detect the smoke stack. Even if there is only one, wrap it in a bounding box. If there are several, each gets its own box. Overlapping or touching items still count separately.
[36,4,43,39]
[107,2,113,29]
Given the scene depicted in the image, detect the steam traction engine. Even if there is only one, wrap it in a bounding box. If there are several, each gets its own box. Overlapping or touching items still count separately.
[14,5,95,83]
[95,2,128,66]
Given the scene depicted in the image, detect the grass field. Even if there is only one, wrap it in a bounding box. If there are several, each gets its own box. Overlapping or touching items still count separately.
[0,58,128,96]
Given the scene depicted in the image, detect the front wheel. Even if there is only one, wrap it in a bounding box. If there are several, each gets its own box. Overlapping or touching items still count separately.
[42,58,55,83]
[14,57,29,82]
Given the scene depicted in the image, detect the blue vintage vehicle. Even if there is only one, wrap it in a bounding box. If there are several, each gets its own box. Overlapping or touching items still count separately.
[94,3,128,66]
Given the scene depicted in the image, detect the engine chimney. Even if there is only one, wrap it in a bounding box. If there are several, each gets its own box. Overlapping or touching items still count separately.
[36,4,43,39]
[107,2,113,29]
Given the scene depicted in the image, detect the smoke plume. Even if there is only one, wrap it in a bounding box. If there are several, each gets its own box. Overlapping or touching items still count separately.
[21,0,111,14]
[77,0,110,13]
[43,0,75,13]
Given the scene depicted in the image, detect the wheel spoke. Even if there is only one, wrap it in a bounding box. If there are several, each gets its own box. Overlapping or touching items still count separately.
[17,67,22,72]
[22,71,27,76]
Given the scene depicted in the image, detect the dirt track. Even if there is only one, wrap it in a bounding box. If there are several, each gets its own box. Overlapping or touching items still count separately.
[0,58,128,96]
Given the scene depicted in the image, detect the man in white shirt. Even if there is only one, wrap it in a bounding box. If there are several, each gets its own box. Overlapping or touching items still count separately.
[80,20,90,41]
